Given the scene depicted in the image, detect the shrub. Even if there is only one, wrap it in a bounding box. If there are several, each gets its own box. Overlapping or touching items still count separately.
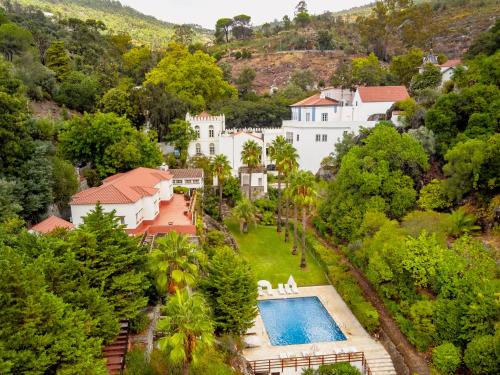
[401,210,451,243]
[173,186,189,194]
[464,335,499,374]
[261,211,275,225]
[418,179,452,211]
[316,362,362,374]
[129,311,149,334]
[432,342,461,375]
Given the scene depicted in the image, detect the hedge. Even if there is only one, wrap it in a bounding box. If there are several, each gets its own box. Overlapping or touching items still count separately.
[297,227,380,333]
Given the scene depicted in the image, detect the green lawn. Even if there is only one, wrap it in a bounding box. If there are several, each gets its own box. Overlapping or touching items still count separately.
[226,221,328,286]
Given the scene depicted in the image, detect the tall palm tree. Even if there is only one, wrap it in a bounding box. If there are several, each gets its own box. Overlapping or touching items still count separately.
[157,290,214,375]
[281,143,299,242]
[149,232,200,295]
[210,154,231,221]
[232,198,258,233]
[268,135,288,232]
[292,199,299,255]
[241,139,262,201]
[290,170,316,268]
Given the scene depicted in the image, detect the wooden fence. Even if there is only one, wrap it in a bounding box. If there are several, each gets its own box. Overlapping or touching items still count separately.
[249,351,372,375]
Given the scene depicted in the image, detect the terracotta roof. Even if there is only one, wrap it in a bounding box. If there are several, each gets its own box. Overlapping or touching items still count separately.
[290,94,339,107]
[196,111,211,118]
[31,216,74,234]
[438,59,461,68]
[169,169,204,179]
[357,86,409,103]
[71,167,172,205]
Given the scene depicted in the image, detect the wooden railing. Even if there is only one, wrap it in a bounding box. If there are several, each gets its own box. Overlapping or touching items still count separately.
[249,351,372,375]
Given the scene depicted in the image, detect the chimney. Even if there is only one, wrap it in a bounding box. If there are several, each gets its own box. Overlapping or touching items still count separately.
[160,163,169,171]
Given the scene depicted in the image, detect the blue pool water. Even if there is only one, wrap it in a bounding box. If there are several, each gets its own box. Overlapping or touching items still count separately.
[258,297,347,346]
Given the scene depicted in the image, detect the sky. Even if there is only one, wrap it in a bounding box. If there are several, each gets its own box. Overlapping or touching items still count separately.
[119,0,373,29]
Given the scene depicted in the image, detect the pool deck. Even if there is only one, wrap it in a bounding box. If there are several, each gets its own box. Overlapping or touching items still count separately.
[243,285,396,375]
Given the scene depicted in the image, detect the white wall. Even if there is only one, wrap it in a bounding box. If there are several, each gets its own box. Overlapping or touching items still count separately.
[240,172,268,193]
[172,178,204,189]
[187,115,225,157]
[158,180,173,201]
[71,200,144,229]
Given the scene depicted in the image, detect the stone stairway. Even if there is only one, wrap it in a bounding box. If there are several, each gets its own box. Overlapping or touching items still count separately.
[362,346,397,375]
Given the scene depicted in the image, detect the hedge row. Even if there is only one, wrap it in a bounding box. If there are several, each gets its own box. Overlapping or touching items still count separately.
[301,228,380,333]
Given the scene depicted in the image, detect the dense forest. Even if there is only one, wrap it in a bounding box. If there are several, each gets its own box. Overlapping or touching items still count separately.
[0,0,498,374]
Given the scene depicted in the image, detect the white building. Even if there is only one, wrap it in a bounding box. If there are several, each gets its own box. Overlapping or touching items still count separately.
[421,52,462,85]
[70,167,197,235]
[186,86,410,174]
[168,167,204,190]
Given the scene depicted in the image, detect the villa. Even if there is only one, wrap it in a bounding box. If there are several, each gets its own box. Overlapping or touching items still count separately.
[186,85,409,174]
[70,167,198,236]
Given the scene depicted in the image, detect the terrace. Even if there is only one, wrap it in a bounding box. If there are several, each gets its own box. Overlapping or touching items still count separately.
[128,193,197,236]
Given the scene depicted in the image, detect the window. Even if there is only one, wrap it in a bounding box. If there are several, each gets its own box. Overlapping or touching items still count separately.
[136,209,143,224]
[117,216,125,225]
[334,106,337,113]
[322,134,327,142]
[194,126,200,138]
[209,125,214,138]
[209,143,215,155]
[195,143,201,155]
[286,132,293,144]
[296,134,299,142]
[193,179,199,184]
[321,113,328,121]
[258,178,262,186]
[173,179,183,184]
[315,134,321,142]
[305,113,311,122]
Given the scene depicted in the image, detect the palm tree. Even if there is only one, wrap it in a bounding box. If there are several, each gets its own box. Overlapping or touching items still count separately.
[281,143,299,242]
[268,135,288,232]
[210,154,231,221]
[232,198,257,233]
[290,170,316,268]
[292,199,299,255]
[157,290,214,375]
[241,139,262,201]
[149,232,200,295]
[449,208,481,237]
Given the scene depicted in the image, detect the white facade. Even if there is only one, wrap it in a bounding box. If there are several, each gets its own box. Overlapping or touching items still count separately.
[187,86,407,174]
[70,168,174,230]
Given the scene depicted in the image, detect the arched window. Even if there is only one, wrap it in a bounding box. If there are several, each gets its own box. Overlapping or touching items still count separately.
[195,143,201,155]
[209,143,215,155]
[209,125,214,138]
[194,126,200,138]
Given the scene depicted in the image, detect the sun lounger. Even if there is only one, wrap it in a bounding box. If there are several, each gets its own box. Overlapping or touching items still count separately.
[284,284,293,294]
[279,352,288,359]
[278,283,286,294]
[302,350,313,357]
[258,286,265,297]
[333,348,342,355]
[291,283,299,294]
[267,288,275,296]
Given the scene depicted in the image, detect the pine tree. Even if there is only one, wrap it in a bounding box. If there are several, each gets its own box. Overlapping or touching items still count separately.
[45,40,72,80]
[201,246,257,335]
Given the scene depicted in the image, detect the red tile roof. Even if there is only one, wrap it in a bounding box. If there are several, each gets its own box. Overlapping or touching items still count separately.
[71,167,172,205]
[196,111,211,118]
[169,168,204,179]
[290,94,339,107]
[31,216,74,234]
[438,59,461,68]
[357,86,409,103]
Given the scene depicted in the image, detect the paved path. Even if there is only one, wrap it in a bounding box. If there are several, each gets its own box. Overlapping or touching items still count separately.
[145,305,161,360]
[314,231,429,375]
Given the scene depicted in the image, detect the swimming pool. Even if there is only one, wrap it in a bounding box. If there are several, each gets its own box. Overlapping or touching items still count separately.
[258,297,347,346]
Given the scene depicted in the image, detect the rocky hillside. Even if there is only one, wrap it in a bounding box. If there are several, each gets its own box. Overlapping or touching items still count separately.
[223,50,349,94]
[220,0,498,93]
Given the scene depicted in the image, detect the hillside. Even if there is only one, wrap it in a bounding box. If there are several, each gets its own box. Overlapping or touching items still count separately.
[219,0,499,93]
[14,0,212,46]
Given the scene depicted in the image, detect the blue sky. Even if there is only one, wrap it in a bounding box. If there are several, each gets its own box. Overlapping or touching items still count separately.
[119,0,373,28]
